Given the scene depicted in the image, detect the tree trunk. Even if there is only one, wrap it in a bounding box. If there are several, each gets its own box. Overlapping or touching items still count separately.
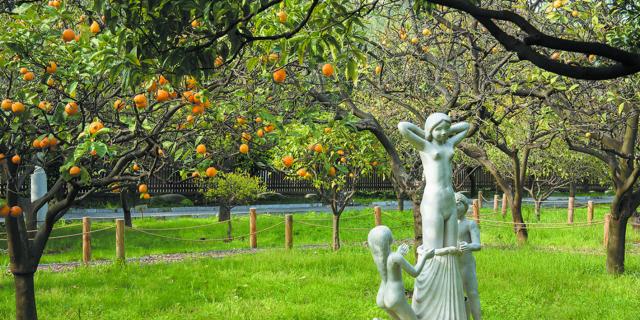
[120,187,132,227]
[606,213,630,274]
[468,167,477,197]
[411,199,423,248]
[511,192,528,243]
[332,214,340,251]
[14,272,37,320]
[534,200,542,221]
[397,193,404,212]
[569,182,576,198]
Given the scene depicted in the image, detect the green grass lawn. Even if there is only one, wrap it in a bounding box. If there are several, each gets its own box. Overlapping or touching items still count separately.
[1,204,639,319]
[0,247,638,319]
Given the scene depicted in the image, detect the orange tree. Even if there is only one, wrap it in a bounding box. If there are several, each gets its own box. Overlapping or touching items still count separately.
[272,117,387,250]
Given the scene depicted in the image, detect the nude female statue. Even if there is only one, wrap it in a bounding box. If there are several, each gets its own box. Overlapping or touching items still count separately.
[368,226,435,320]
[398,113,469,250]
[397,113,470,319]
[455,192,482,320]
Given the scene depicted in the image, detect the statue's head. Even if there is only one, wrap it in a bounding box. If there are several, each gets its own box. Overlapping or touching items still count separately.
[455,192,470,219]
[424,113,451,143]
[367,225,393,257]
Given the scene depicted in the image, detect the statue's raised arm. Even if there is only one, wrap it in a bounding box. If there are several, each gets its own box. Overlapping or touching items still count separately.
[398,121,426,150]
[447,121,470,147]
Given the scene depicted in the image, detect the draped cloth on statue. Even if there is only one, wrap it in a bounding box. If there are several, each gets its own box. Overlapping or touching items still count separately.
[412,254,467,320]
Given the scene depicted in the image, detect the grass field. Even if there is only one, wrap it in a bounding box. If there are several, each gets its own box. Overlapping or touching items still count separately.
[1,203,640,319]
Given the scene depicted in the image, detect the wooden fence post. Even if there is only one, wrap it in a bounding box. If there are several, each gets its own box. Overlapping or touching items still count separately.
[567,196,575,224]
[472,199,480,224]
[587,201,594,225]
[249,208,257,249]
[493,194,499,212]
[374,206,382,226]
[603,214,611,248]
[477,191,483,209]
[285,214,293,250]
[82,217,91,265]
[116,219,125,262]
[501,193,508,218]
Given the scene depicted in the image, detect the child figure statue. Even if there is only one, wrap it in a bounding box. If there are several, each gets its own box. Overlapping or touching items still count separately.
[368,226,435,320]
[455,192,482,320]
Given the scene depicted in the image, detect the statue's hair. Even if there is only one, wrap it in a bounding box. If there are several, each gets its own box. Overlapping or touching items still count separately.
[368,225,393,283]
[455,192,470,216]
[424,112,451,141]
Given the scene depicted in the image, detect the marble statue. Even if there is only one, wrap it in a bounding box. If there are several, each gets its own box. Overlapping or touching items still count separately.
[398,113,470,320]
[368,226,435,320]
[455,192,482,320]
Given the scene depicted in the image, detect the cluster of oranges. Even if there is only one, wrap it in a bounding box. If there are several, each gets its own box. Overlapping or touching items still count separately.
[0,153,22,165]
[19,67,35,81]
[0,205,23,218]
[31,135,59,149]
[1,99,26,113]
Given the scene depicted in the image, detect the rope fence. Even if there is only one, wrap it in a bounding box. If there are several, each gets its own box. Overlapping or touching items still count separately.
[0,200,627,264]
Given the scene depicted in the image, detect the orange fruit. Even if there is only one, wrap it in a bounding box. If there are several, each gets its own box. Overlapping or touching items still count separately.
[40,137,50,148]
[32,139,42,148]
[241,132,252,142]
[90,21,101,33]
[322,63,334,77]
[186,115,195,123]
[185,77,197,89]
[214,56,223,67]
[255,117,263,123]
[239,143,249,154]
[141,193,151,199]
[11,102,25,113]
[46,61,57,74]
[0,153,5,160]
[62,29,76,42]
[313,144,323,153]
[196,144,207,154]
[191,171,200,178]
[48,137,58,146]
[38,101,51,111]
[10,206,22,217]
[138,184,148,193]
[328,166,336,177]
[264,124,275,132]
[11,155,21,164]
[156,89,170,102]
[297,168,307,177]
[588,54,596,63]
[304,172,313,179]
[282,155,294,168]
[65,102,78,115]
[19,67,28,74]
[158,75,169,85]
[113,99,125,111]
[375,65,382,75]
[23,72,35,81]
[277,11,287,23]
[411,37,419,45]
[89,121,104,134]
[0,205,9,217]
[191,20,200,28]
[192,105,204,115]
[182,90,195,102]
[337,149,344,156]
[69,166,81,176]
[340,157,347,163]
[1,99,12,111]
[192,93,202,104]
[205,167,218,177]
[49,0,60,8]
[134,94,147,108]
[46,77,55,86]
[273,68,286,83]
[236,117,247,125]
[550,52,561,60]
[256,129,264,138]
[132,164,140,171]
[146,81,157,93]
